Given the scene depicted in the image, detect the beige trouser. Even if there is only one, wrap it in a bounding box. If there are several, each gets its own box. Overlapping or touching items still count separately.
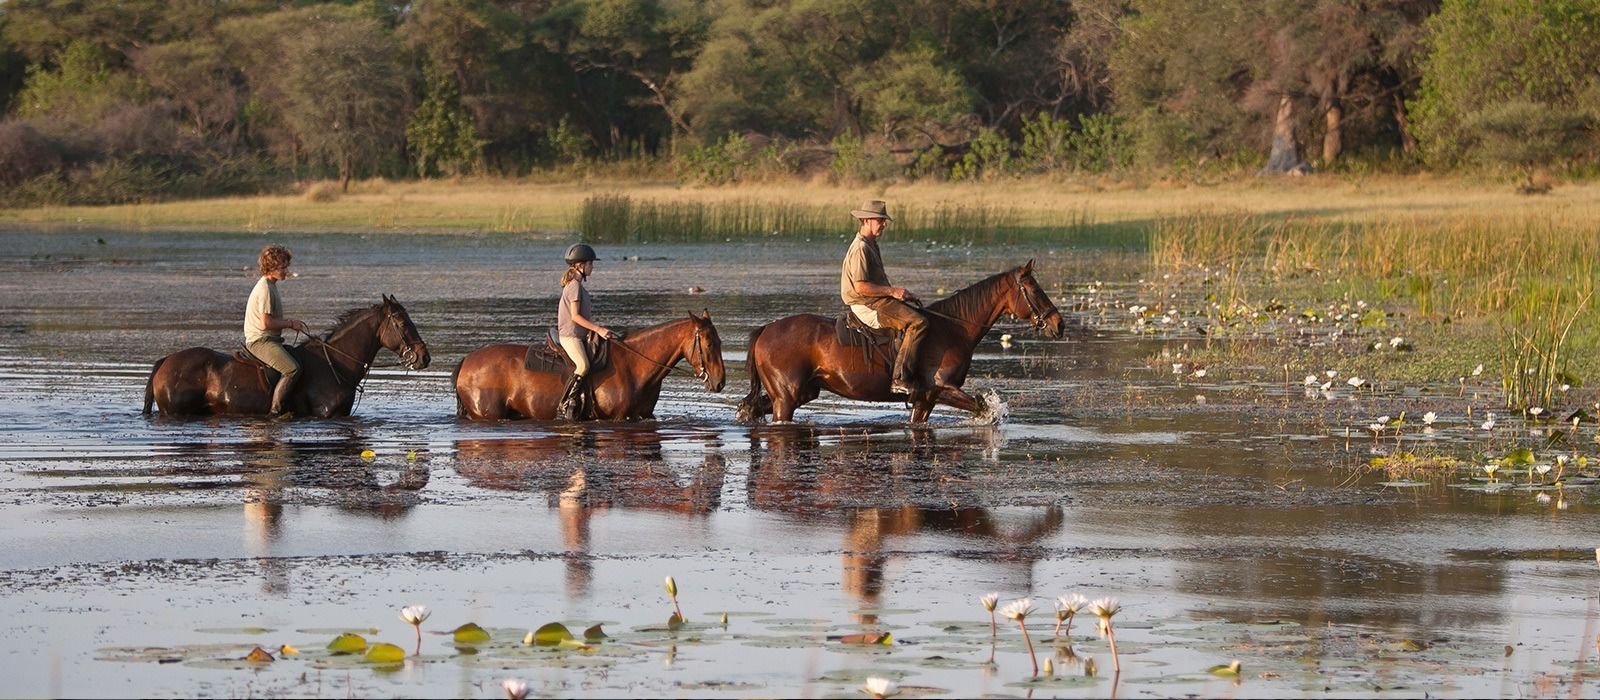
[247,338,301,379]
[559,336,590,376]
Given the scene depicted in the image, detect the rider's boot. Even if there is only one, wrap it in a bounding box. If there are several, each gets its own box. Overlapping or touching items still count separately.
[557,373,588,420]
[889,317,929,396]
[268,372,298,420]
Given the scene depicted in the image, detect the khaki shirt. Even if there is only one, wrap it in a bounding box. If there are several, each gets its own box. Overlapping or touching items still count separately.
[558,278,593,339]
[840,235,889,306]
[244,276,283,344]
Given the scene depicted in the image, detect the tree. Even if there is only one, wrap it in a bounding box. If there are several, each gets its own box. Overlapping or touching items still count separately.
[407,59,485,176]
[279,13,406,190]
[1465,100,1592,190]
[1411,0,1600,166]
[132,40,246,150]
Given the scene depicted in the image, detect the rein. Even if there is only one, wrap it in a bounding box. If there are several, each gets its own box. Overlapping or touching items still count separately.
[610,326,708,381]
[291,308,420,411]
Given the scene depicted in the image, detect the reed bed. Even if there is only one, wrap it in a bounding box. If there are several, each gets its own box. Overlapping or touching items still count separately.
[574,194,1092,244]
[1151,211,1600,408]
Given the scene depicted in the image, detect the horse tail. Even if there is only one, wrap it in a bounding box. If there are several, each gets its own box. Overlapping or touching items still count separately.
[736,324,767,423]
[450,360,465,418]
[142,356,165,416]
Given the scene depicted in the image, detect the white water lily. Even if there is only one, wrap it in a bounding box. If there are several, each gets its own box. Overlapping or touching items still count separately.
[1376,415,1390,424]
[1481,413,1496,431]
[502,678,530,700]
[1483,464,1499,479]
[999,333,1013,349]
[1172,363,1184,374]
[1304,374,1318,385]
[1192,368,1207,378]
[1053,593,1088,637]
[1536,492,1552,504]
[861,677,899,699]
[1472,363,1484,376]
[1390,336,1404,347]
[1536,464,1553,476]
[400,605,430,626]
[1530,407,1545,417]
[1326,370,1338,378]
[1423,412,1437,425]
[1000,598,1034,621]
[980,592,999,612]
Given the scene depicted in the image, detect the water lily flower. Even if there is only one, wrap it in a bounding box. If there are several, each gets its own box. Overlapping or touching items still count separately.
[980,592,1000,637]
[1320,381,1333,392]
[1423,412,1437,425]
[1473,364,1484,376]
[1481,413,1496,431]
[862,677,899,699]
[400,605,429,654]
[1390,336,1403,347]
[664,576,683,621]
[1054,593,1088,637]
[1561,384,1571,392]
[1326,370,1338,379]
[1377,415,1390,424]
[999,333,1013,349]
[1090,598,1123,673]
[1529,407,1545,418]
[1303,374,1318,386]
[1483,464,1499,479]
[1172,363,1184,374]
[1000,599,1039,675]
[1536,464,1553,476]
[1192,368,1206,378]
[1346,376,1365,388]
[1042,656,1055,676]
[1536,492,1552,504]
[502,678,530,700]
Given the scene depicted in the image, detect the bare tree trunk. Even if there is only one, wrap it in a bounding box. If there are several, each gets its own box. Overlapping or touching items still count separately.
[1393,93,1418,154]
[1259,95,1309,176]
[1322,101,1343,164]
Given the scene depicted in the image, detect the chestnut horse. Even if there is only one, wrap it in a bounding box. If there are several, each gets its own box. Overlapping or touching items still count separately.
[737,261,1063,423]
[143,295,431,417]
[453,311,726,421]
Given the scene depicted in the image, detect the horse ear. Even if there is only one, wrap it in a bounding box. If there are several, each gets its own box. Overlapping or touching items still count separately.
[701,308,712,320]
[1022,259,1035,274]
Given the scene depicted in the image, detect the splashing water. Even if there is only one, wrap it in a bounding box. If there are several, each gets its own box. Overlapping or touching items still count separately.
[969,389,1010,425]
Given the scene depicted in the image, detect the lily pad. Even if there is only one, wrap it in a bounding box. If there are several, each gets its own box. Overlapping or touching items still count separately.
[326,633,368,654]
[531,622,574,647]
[243,647,275,663]
[452,623,492,644]
[584,624,608,641]
[195,627,274,635]
[831,632,893,645]
[363,643,406,663]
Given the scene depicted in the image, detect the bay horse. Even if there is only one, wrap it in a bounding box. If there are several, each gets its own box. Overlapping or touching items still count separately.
[453,311,726,421]
[737,261,1063,423]
[143,295,431,418]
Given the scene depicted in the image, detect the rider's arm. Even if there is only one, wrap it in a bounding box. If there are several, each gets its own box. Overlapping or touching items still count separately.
[262,312,307,333]
[854,280,917,303]
[569,300,613,338]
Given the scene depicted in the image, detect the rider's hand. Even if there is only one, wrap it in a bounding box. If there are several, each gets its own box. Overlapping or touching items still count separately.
[607,329,624,341]
[291,319,308,333]
[898,288,920,304]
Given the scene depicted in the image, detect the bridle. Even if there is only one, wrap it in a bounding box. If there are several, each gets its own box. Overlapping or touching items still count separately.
[1014,271,1053,331]
[301,307,425,383]
[610,322,713,384]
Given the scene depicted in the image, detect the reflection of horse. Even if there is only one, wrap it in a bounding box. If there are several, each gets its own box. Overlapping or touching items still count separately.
[453,312,726,421]
[738,262,1063,423]
[452,430,726,513]
[143,296,430,418]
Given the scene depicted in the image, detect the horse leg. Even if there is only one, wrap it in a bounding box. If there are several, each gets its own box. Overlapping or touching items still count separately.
[932,385,980,413]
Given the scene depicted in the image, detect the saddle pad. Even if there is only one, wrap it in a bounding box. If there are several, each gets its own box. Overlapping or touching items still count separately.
[232,348,281,387]
[835,312,896,347]
[527,330,612,373]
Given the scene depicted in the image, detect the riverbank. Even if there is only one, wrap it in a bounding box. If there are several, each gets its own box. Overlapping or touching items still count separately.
[3,174,1598,235]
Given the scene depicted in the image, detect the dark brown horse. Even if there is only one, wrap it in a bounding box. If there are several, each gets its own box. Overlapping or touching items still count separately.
[453,311,726,421]
[143,295,431,418]
[737,261,1063,423]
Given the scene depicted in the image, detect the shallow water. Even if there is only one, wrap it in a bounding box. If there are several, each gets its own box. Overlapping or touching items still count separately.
[1,229,1596,698]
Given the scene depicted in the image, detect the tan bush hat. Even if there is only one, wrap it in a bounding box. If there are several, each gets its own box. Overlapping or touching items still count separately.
[850,200,893,221]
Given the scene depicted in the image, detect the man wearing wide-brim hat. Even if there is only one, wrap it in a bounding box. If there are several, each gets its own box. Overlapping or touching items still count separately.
[840,199,929,396]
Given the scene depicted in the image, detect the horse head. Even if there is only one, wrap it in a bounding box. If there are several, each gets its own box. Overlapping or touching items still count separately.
[685,309,726,393]
[1012,260,1063,338]
[377,294,431,370]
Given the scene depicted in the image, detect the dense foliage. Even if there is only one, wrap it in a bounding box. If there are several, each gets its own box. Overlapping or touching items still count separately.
[0,0,1595,204]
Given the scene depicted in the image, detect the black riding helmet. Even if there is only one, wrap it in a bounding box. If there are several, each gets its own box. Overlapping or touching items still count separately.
[565,243,597,264]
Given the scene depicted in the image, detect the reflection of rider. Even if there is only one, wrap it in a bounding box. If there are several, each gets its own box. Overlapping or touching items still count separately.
[841,200,928,395]
[555,243,620,420]
[245,245,309,420]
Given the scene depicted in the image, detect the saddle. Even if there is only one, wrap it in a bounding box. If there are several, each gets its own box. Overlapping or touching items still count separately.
[233,347,282,389]
[524,329,611,377]
[835,311,897,347]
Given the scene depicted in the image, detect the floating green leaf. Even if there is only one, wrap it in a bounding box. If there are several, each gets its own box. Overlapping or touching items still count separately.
[453,623,492,644]
[327,633,368,654]
[243,647,275,663]
[833,632,893,645]
[533,622,574,647]
[1207,660,1242,676]
[363,643,405,663]
[1503,448,1535,466]
[667,614,685,631]
[584,624,608,642]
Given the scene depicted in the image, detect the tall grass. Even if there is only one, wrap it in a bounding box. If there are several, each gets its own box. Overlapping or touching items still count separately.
[574,194,1091,244]
[1151,211,1600,400]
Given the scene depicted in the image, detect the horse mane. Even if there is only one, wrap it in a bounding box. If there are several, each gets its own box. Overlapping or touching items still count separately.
[928,268,1015,323]
[316,303,381,342]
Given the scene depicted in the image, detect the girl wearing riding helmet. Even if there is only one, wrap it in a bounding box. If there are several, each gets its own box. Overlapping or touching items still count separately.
[556,243,619,420]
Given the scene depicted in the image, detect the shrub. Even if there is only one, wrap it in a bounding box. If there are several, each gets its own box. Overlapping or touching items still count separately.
[0,119,62,186]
